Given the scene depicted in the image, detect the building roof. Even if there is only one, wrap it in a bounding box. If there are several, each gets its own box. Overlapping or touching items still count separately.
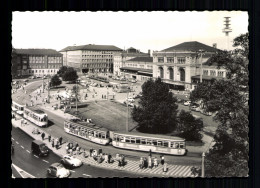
[120,67,153,73]
[127,56,153,62]
[161,41,219,53]
[60,44,123,52]
[15,49,62,55]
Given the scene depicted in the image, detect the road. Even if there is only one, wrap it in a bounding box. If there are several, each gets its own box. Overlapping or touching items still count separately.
[12,78,202,167]
[11,126,144,178]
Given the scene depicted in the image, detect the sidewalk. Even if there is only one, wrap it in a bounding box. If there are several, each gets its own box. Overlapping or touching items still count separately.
[11,118,197,177]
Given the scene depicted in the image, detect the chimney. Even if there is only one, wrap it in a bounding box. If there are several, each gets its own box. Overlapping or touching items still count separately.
[213,43,217,48]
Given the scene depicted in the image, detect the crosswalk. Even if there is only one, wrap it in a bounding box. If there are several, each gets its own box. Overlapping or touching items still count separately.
[76,154,195,177]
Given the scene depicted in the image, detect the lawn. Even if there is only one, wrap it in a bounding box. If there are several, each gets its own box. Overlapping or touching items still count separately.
[68,100,138,132]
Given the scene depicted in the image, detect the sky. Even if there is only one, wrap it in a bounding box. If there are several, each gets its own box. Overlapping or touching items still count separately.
[12,11,248,52]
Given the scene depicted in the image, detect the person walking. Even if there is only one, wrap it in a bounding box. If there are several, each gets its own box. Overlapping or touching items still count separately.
[48,134,51,142]
[163,163,168,173]
[160,155,165,165]
[154,157,158,167]
[41,132,45,141]
[59,137,63,145]
[21,119,24,127]
[51,139,55,148]
[148,156,152,169]
[66,145,69,154]
[76,146,81,155]
[55,138,59,150]
[90,148,93,157]
[149,149,152,158]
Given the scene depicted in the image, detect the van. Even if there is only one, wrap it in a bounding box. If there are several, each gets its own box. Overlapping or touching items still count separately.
[31,140,49,156]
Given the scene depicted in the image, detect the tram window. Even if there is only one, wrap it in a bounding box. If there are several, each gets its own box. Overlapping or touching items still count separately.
[130,138,136,144]
[170,142,176,148]
[157,141,162,146]
[141,139,146,144]
[147,140,152,145]
[136,138,140,144]
[120,136,125,142]
[175,143,180,148]
[163,141,169,147]
[152,140,157,146]
[180,143,184,148]
[125,137,130,143]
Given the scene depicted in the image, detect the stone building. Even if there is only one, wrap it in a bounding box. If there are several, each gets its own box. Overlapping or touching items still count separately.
[152,41,227,90]
[60,44,123,75]
[13,48,63,76]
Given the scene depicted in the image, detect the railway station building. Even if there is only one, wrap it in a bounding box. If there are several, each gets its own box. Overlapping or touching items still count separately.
[113,47,151,77]
[152,41,227,91]
[60,44,123,75]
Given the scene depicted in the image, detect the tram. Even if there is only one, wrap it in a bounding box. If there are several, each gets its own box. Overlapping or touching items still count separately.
[64,119,110,145]
[23,106,48,127]
[111,131,187,156]
[12,101,24,115]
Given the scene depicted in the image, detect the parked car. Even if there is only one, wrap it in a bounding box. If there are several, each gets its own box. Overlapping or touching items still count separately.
[29,76,36,79]
[61,155,83,167]
[23,79,29,82]
[126,97,135,103]
[47,163,70,178]
[183,100,191,106]
[190,105,198,111]
[123,101,134,107]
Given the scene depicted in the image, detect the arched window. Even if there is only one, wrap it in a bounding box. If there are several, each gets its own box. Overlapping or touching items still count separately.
[168,67,174,80]
[180,68,185,81]
[159,67,164,78]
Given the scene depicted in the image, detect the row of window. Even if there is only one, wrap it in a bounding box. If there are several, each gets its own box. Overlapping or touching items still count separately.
[28,69,58,73]
[158,57,186,64]
[29,65,60,69]
[12,104,24,111]
[65,122,108,139]
[82,64,110,68]
[82,59,112,62]
[82,51,114,55]
[203,70,225,77]
[24,110,47,122]
[82,55,113,58]
[113,135,185,149]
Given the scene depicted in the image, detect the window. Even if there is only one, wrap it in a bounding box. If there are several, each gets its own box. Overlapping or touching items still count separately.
[136,138,141,144]
[158,57,164,63]
[141,139,146,144]
[177,57,186,64]
[167,57,174,63]
[163,141,168,147]
[203,70,208,75]
[218,71,224,77]
[210,70,216,76]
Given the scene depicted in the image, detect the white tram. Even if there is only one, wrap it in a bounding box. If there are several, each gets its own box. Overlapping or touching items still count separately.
[23,107,48,127]
[12,101,24,115]
[111,131,187,156]
[64,119,110,145]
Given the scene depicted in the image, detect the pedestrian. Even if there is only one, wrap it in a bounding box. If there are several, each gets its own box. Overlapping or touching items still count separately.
[149,149,152,157]
[154,157,158,167]
[55,138,59,149]
[21,119,24,126]
[51,139,55,148]
[102,94,103,99]
[48,134,51,142]
[148,156,152,169]
[90,148,93,157]
[104,153,108,163]
[163,163,168,172]
[41,132,45,140]
[76,146,81,155]
[59,136,63,145]
[161,155,165,165]
[66,145,69,154]
[98,148,102,155]
[108,153,111,163]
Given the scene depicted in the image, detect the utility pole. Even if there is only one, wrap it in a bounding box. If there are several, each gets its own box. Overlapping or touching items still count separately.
[201,152,205,177]
[198,49,205,83]
[75,79,78,113]
[126,92,129,132]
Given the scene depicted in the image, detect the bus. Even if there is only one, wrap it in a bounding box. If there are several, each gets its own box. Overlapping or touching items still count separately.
[23,107,48,127]
[64,119,110,145]
[111,131,187,156]
[12,101,24,115]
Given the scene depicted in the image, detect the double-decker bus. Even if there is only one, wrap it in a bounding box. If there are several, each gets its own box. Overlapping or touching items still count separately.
[111,131,187,156]
[12,101,24,115]
[23,107,48,127]
[64,119,110,145]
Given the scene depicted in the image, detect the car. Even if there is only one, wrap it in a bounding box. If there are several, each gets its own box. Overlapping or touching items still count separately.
[23,79,29,82]
[47,163,70,178]
[61,155,83,167]
[107,84,113,87]
[183,101,191,106]
[123,101,134,107]
[126,97,135,103]
[190,105,198,111]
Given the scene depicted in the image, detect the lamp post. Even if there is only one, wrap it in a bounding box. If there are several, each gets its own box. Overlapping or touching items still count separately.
[198,49,205,83]
[126,91,129,132]
[75,79,79,114]
[201,152,205,177]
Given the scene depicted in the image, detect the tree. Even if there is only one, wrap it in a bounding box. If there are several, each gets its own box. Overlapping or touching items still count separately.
[190,33,249,177]
[72,85,80,101]
[50,74,62,88]
[62,67,78,82]
[177,110,203,142]
[131,78,178,134]
[57,66,68,77]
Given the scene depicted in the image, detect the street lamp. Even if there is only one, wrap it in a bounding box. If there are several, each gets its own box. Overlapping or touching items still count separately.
[75,78,80,114]
[198,49,205,83]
